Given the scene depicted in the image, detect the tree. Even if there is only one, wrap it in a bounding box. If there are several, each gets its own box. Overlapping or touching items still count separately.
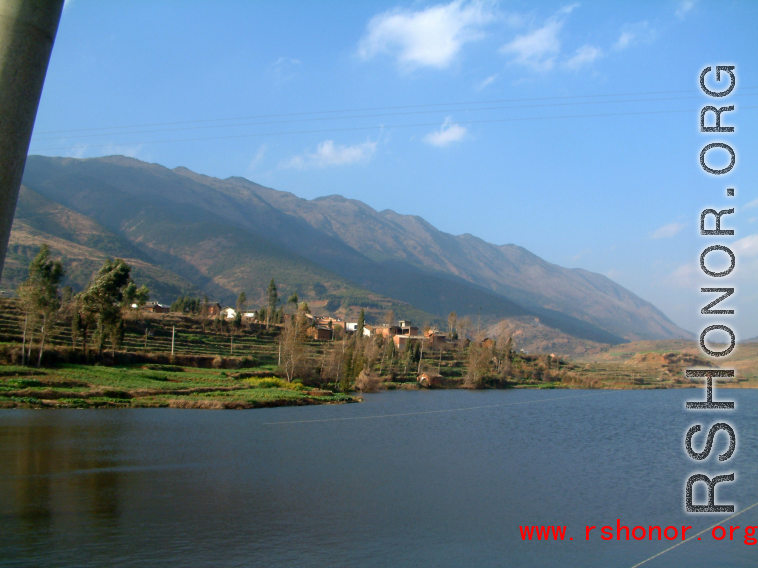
[71,310,82,352]
[447,310,457,337]
[125,282,150,312]
[279,302,309,381]
[465,342,490,388]
[266,278,278,328]
[457,316,472,342]
[287,292,298,313]
[134,285,150,307]
[383,309,396,327]
[236,291,247,313]
[61,286,74,303]
[18,245,65,366]
[357,308,365,337]
[79,259,133,356]
[16,281,38,366]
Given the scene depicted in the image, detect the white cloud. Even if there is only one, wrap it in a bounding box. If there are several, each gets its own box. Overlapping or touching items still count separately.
[282,139,377,169]
[614,32,634,50]
[249,144,267,171]
[65,143,143,160]
[272,57,302,83]
[613,21,655,50]
[63,0,74,10]
[650,222,686,239]
[424,118,467,146]
[676,0,697,19]
[664,263,697,288]
[475,74,497,91]
[743,198,758,210]
[274,57,301,66]
[605,268,622,281]
[565,45,603,69]
[570,248,591,262]
[357,0,497,70]
[499,4,578,71]
[732,234,758,258]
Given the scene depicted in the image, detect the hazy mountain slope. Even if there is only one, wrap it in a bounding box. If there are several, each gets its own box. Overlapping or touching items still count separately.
[15,160,441,323]
[2,187,201,300]
[20,156,549,327]
[223,176,687,341]
[17,155,674,342]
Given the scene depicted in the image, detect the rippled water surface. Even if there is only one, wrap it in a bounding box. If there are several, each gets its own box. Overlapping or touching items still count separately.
[1,389,757,567]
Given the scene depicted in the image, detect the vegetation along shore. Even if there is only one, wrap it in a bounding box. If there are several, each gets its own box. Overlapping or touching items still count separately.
[1,247,754,410]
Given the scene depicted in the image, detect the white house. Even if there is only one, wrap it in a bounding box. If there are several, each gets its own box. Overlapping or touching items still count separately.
[221,307,237,319]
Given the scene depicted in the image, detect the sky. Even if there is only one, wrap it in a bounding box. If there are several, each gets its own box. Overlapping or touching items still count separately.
[29,0,758,338]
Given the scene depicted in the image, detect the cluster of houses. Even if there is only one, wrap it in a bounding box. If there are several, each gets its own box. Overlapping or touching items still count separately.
[307,316,451,347]
[136,301,257,319]
[136,301,456,347]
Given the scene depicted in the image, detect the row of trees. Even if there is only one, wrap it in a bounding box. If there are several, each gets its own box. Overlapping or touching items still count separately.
[17,245,150,364]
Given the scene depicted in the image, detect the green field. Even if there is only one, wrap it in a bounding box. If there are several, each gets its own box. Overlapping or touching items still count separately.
[0,363,353,409]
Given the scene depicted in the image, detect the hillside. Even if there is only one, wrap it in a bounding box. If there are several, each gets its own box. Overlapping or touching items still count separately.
[2,187,201,301]
[222,178,687,341]
[16,155,690,341]
[1,187,438,324]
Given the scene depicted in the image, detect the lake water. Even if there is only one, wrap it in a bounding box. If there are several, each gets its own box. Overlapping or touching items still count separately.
[1,389,757,567]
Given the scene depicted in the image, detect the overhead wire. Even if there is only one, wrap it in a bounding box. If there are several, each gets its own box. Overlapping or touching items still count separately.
[31,86,758,136]
[30,105,758,153]
[29,93,758,142]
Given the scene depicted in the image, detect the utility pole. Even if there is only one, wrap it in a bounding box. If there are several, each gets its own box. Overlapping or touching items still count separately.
[0,0,65,276]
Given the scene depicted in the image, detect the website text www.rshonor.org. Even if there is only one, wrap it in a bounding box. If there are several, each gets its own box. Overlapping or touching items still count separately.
[518,521,757,544]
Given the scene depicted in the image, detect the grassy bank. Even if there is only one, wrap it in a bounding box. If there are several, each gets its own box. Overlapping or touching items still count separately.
[0,364,354,409]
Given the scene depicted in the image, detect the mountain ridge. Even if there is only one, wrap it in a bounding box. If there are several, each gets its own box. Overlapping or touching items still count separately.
[16,155,690,342]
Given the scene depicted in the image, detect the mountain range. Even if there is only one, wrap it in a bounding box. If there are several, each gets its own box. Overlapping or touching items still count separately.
[2,155,691,344]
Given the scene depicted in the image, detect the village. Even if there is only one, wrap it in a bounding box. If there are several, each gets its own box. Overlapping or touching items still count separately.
[140,298,458,349]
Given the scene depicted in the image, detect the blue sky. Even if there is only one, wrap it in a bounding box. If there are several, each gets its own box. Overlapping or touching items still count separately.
[30,0,758,338]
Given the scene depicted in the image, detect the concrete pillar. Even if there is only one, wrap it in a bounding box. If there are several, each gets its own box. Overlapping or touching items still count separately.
[0,0,64,279]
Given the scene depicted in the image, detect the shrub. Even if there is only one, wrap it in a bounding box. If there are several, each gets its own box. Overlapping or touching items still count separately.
[354,369,382,393]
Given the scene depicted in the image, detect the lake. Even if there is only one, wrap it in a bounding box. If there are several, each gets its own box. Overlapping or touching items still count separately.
[1,389,756,567]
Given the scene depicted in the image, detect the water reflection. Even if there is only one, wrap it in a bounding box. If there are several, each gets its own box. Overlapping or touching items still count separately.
[1,391,757,568]
[0,414,124,547]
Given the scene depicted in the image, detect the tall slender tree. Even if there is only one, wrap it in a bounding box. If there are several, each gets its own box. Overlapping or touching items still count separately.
[266,278,278,328]
[447,310,457,337]
[17,245,65,366]
[357,308,365,338]
[236,291,247,313]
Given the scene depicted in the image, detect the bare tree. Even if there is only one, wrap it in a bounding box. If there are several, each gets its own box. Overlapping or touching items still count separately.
[279,303,309,381]
[464,341,490,388]
[457,316,472,343]
[447,310,457,336]
[383,309,395,327]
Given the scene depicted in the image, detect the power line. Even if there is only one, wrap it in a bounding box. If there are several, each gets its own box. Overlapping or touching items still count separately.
[30,93,758,142]
[30,106,758,153]
[628,499,758,568]
[32,86,758,136]
[262,391,613,425]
